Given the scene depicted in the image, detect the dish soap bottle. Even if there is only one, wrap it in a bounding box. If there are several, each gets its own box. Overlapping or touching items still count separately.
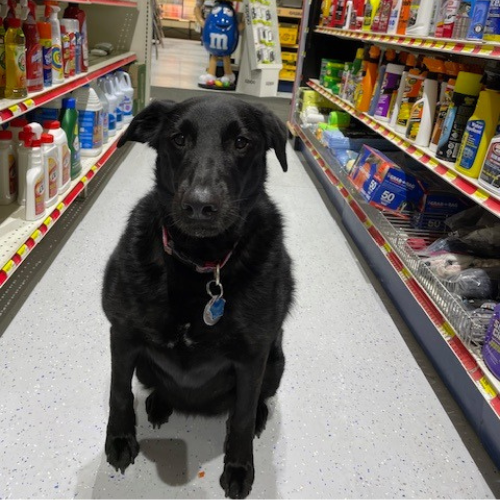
[60,97,81,179]
[4,18,27,98]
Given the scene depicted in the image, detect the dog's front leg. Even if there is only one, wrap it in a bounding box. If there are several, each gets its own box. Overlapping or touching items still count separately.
[220,353,269,499]
[105,326,140,474]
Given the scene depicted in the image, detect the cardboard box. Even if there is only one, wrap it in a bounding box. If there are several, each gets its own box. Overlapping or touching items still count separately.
[279,23,299,45]
[349,145,425,214]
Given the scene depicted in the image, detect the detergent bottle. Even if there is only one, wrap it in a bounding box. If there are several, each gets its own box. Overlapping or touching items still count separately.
[72,85,102,157]
[23,0,43,92]
[4,18,27,98]
[105,74,123,130]
[455,75,500,178]
[116,70,134,123]
[99,77,117,137]
[60,97,81,178]
[92,80,109,143]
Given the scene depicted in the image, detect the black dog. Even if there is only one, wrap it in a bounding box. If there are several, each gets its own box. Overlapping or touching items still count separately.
[102,96,294,499]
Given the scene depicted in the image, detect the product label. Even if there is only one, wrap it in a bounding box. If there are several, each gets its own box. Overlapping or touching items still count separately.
[480,142,500,188]
[396,71,425,128]
[47,155,58,199]
[431,82,455,148]
[52,45,63,79]
[6,43,26,90]
[485,0,500,39]
[108,110,116,131]
[78,109,102,150]
[8,154,15,195]
[374,71,402,118]
[61,33,71,79]
[26,44,43,90]
[468,0,489,38]
[482,305,500,379]
[457,119,485,170]
[41,41,52,87]
[406,100,424,140]
[435,0,461,37]
[62,143,71,184]
[122,96,133,116]
[35,176,45,215]
[116,105,123,124]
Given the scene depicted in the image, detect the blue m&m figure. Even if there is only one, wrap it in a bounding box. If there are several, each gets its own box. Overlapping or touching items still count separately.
[202,1,239,57]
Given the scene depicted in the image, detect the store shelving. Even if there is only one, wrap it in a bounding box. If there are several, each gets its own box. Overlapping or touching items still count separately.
[315,26,500,60]
[307,79,500,218]
[277,7,302,18]
[0,126,128,289]
[294,122,500,463]
[0,52,137,125]
[51,0,137,6]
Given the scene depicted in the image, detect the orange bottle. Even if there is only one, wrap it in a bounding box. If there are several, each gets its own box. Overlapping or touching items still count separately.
[355,45,380,112]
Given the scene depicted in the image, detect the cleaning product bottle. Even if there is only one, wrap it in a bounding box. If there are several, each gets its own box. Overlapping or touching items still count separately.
[395,58,427,134]
[405,57,441,146]
[25,138,45,221]
[355,45,380,112]
[60,97,81,178]
[369,48,396,115]
[436,71,482,162]
[116,70,134,123]
[435,0,462,36]
[484,0,500,40]
[0,18,6,97]
[8,117,28,151]
[92,80,109,143]
[370,0,386,30]
[4,18,27,99]
[37,21,52,87]
[344,47,364,103]
[72,19,81,75]
[60,21,71,79]
[376,0,395,30]
[105,74,123,130]
[429,61,461,152]
[455,77,500,177]
[72,85,102,157]
[63,2,88,72]
[16,129,33,205]
[0,130,16,205]
[43,119,70,193]
[41,132,58,209]
[27,122,43,140]
[46,1,63,84]
[387,0,403,32]
[2,0,15,30]
[363,0,381,30]
[396,0,413,32]
[23,0,43,92]
[390,52,417,128]
[479,134,500,191]
[99,77,117,137]
[374,58,405,121]
[405,0,437,35]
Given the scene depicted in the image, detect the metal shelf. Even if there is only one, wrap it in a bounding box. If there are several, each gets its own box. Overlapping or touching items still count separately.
[0,125,129,289]
[277,7,302,18]
[51,0,137,6]
[315,26,500,60]
[307,80,500,218]
[293,121,500,465]
[0,52,137,125]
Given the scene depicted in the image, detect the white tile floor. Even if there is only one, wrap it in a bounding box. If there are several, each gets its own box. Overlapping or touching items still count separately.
[0,39,498,499]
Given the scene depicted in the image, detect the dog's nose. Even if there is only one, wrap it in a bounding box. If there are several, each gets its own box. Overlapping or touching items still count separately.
[181,187,221,219]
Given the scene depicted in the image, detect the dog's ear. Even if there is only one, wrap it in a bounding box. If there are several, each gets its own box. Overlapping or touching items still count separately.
[255,106,288,172]
[117,100,176,148]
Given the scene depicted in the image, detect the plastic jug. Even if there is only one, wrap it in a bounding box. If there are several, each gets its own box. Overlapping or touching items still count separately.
[72,85,102,157]
[99,77,117,137]
[105,74,123,130]
[43,119,71,194]
[116,71,134,123]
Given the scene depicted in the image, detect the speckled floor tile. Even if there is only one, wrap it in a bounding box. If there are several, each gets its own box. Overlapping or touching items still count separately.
[0,137,496,498]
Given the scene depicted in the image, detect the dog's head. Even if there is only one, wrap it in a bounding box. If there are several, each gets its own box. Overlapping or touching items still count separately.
[118,96,288,238]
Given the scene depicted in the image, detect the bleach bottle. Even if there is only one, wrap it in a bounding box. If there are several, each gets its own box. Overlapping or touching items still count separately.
[105,74,123,130]
[115,70,134,123]
[92,80,109,144]
[43,119,71,194]
[72,85,102,157]
[98,77,117,137]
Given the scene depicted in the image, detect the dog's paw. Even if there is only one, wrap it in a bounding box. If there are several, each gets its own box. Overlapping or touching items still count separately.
[220,461,255,499]
[146,391,173,429]
[105,433,139,474]
[255,400,269,438]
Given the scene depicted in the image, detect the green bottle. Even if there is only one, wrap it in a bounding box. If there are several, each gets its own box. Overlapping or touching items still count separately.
[61,97,81,179]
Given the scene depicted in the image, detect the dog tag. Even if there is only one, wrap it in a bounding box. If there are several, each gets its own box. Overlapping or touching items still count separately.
[203,295,226,326]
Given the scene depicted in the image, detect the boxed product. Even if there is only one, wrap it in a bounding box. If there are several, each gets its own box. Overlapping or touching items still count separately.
[349,145,425,214]
[297,88,338,112]
[279,23,299,45]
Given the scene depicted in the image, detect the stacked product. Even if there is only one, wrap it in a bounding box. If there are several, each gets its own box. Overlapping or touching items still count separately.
[319,0,500,41]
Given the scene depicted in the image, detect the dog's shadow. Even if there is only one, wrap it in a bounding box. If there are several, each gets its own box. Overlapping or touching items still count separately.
[74,384,282,498]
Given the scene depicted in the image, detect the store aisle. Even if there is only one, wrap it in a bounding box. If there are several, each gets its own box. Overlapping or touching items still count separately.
[0,134,496,498]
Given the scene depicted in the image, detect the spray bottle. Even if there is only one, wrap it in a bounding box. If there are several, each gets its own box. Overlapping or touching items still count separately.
[355,45,380,112]
[63,3,88,72]
[46,1,63,84]
[390,52,417,128]
[374,53,406,121]
[22,0,43,92]
[405,57,442,147]
[369,48,396,115]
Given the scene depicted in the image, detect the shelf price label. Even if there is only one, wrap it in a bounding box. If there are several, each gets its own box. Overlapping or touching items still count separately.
[23,98,35,110]
[8,104,21,116]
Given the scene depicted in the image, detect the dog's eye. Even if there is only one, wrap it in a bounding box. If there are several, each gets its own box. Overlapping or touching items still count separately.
[172,134,186,147]
[235,137,249,149]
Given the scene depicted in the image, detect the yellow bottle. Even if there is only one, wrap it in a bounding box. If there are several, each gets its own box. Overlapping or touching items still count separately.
[456,84,500,179]
[5,18,27,99]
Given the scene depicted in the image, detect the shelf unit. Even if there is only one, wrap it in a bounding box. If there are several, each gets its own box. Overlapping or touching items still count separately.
[277,6,302,91]
[290,2,500,468]
[0,0,152,289]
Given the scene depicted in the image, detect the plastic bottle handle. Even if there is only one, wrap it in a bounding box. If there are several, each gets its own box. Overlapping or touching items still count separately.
[122,72,132,89]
